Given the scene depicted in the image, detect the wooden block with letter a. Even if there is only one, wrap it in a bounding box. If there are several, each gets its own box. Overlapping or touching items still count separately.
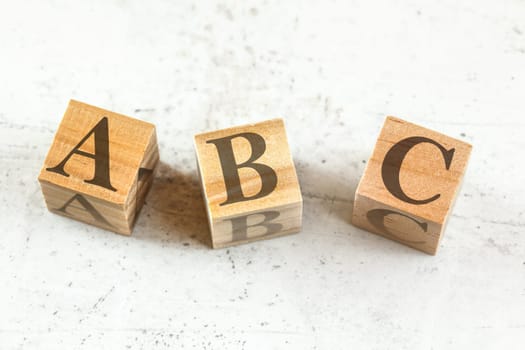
[194,119,303,248]
[38,100,159,235]
[351,116,472,255]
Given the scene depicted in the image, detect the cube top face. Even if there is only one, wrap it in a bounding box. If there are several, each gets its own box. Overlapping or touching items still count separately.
[194,118,302,222]
[38,100,156,206]
[358,116,472,225]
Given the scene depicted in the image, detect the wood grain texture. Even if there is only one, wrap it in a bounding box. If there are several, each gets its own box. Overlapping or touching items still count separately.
[38,100,159,235]
[352,116,472,254]
[194,119,302,248]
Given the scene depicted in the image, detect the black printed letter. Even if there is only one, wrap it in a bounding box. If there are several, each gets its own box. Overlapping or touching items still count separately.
[228,211,283,242]
[366,209,427,244]
[207,132,277,206]
[381,136,454,205]
[46,117,117,192]
[55,193,113,228]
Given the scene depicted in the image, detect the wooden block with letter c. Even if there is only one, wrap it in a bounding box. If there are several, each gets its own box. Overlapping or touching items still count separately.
[194,119,303,248]
[351,116,472,255]
[38,100,159,235]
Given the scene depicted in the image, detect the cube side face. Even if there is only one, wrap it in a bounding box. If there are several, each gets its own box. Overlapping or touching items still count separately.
[40,180,131,235]
[38,100,157,234]
[352,116,472,254]
[38,100,156,205]
[352,193,442,255]
[125,128,160,227]
[359,116,472,224]
[194,119,303,248]
[211,201,302,248]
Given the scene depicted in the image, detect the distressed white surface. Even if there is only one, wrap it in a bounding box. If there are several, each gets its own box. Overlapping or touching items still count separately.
[1,0,524,349]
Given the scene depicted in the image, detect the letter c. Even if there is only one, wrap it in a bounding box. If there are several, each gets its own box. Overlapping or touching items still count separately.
[381,136,455,205]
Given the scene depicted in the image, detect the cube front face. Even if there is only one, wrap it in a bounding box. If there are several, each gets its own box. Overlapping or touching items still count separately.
[352,194,443,254]
[38,100,159,235]
[194,119,302,248]
[352,116,472,255]
[40,182,129,233]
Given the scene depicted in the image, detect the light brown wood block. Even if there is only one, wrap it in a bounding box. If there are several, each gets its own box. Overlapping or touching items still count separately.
[38,100,159,235]
[194,119,303,248]
[351,116,472,255]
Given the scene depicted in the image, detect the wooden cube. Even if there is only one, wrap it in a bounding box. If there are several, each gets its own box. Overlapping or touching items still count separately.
[351,116,472,255]
[38,100,159,235]
[194,119,302,248]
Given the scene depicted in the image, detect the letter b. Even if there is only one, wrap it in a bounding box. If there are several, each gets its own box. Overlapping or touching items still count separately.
[194,119,303,248]
[207,132,278,206]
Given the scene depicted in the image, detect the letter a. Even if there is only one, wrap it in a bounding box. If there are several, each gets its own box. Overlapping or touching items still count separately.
[46,117,117,191]
[55,193,114,228]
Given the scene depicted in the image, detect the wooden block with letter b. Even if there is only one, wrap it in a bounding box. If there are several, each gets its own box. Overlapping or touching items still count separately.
[194,119,303,248]
[351,116,472,255]
[38,100,159,235]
